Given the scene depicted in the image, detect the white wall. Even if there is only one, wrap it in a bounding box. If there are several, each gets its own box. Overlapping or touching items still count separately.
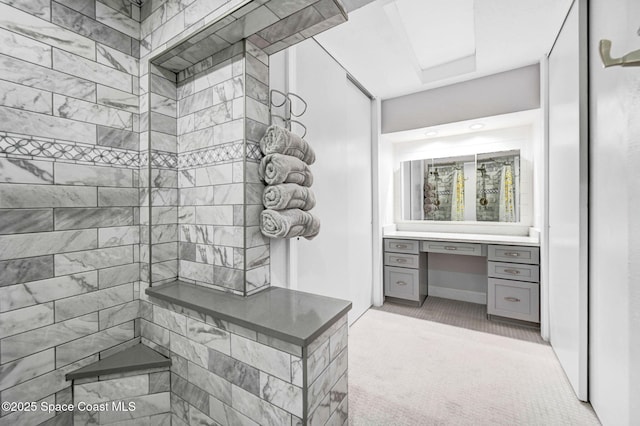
[589,0,640,423]
[381,64,541,133]
[269,40,374,324]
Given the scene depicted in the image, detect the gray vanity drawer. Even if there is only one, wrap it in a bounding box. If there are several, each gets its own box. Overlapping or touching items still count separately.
[488,278,540,323]
[488,261,540,283]
[488,245,539,265]
[384,239,420,254]
[421,241,485,256]
[384,266,419,300]
[384,252,419,269]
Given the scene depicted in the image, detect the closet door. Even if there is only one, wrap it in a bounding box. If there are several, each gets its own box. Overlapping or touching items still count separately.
[286,39,374,324]
[547,0,589,401]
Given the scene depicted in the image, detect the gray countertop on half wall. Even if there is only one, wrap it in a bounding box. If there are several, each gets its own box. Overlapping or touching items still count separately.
[146,280,352,347]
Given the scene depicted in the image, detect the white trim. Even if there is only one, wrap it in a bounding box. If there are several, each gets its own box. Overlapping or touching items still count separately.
[428,286,486,305]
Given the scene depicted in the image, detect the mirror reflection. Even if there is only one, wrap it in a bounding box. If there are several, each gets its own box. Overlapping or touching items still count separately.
[401,150,520,222]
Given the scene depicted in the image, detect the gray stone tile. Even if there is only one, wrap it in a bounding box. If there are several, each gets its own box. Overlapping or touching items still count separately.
[56,320,134,367]
[0,271,97,312]
[97,43,138,76]
[231,334,291,382]
[186,317,230,354]
[0,105,97,145]
[246,74,269,104]
[259,371,303,417]
[55,163,133,187]
[179,242,196,261]
[246,51,269,85]
[151,74,177,100]
[55,282,133,321]
[56,0,95,18]
[231,384,291,426]
[208,347,259,395]
[307,339,330,384]
[1,356,95,414]
[153,304,187,335]
[0,255,53,287]
[0,176,95,203]
[0,208,53,234]
[0,26,51,67]
[51,1,131,55]
[179,259,213,283]
[170,332,209,368]
[188,361,232,404]
[0,53,95,101]
[0,2,94,59]
[56,386,73,405]
[98,263,139,288]
[0,229,97,261]
[0,313,98,363]
[0,0,50,18]
[0,302,53,339]
[150,111,177,135]
[54,207,134,230]
[213,118,244,144]
[193,102,233,130]
[179,88,212,117]
[0,348,54,391]
[171,372,209,414]
[97,85,138,113]
[152,224,178,244]
[151,93,177,117]
[308,392,331,426]
[257,332,301,357]
[99,300,139,329]
[95,1,139,39]
[0,79,52,114]
[99,0,132,18]
[197,244,215,265]
[102,392,171,423]
[149,371,170,393]
[246,245,269,269]
[97,126,138,150]
[74,374,148,404]
[179,127,213,152]
[152,242,178,262]
[98,188,139,207]
[99,225,139,247]
[217,5,279,44]
[53,48,132,93]
[330,324,348,361]
[54,94,133,129]
[140,319,170,347]
[194,205,233,226]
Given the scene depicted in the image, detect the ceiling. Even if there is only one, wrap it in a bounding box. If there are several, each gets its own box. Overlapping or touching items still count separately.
[315,0,573,99]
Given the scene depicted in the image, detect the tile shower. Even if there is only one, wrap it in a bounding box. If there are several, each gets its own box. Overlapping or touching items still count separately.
[0,0,350,425]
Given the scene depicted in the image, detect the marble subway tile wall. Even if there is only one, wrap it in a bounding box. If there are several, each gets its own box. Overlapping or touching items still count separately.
[140,294,307,425]
[176,46,249,294]
[0,2,142,425]
[244,39,271,295]
[72,367,171,425]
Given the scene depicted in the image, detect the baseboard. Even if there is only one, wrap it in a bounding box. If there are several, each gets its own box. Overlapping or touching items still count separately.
[428,285,486,305]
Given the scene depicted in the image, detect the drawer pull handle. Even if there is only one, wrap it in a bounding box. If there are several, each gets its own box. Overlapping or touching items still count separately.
[395,258,407,263]
[444,246,458,251]
[504,297,521,302]
[396,281,408,286]
[395,244,408,249]
[504,252,520,257]
[503,269,521,275]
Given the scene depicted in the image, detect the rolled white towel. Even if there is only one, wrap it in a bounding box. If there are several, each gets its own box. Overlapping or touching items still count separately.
[260,209,320,240]
[259,153,313,187]
[263,184,316,211]
[260,125,315,165]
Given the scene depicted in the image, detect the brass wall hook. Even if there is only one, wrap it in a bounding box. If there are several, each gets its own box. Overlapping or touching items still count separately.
[599,39,640,67]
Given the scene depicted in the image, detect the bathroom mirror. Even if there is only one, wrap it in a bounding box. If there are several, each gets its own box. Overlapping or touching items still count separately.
[400,150,520,222]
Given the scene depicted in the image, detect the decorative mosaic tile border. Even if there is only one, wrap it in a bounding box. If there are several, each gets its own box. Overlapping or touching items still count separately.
[1,134,252,169]
[1,133,139,168]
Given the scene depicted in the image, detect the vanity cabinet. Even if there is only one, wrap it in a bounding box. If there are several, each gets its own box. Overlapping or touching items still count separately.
[487,245,540,323]
[383,239,427,306]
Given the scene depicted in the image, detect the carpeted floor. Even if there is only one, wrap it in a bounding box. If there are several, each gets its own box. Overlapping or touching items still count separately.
[373,297,545,344]
[348,302,600,425]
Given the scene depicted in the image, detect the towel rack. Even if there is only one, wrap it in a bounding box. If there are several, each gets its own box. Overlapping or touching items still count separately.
[269,89,308,138]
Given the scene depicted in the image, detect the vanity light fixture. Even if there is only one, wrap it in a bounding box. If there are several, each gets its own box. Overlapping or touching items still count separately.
[469,123,485,130]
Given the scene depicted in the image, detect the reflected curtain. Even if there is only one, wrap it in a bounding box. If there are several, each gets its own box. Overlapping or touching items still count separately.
[450,168,465,221]
[499,164,516,222]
